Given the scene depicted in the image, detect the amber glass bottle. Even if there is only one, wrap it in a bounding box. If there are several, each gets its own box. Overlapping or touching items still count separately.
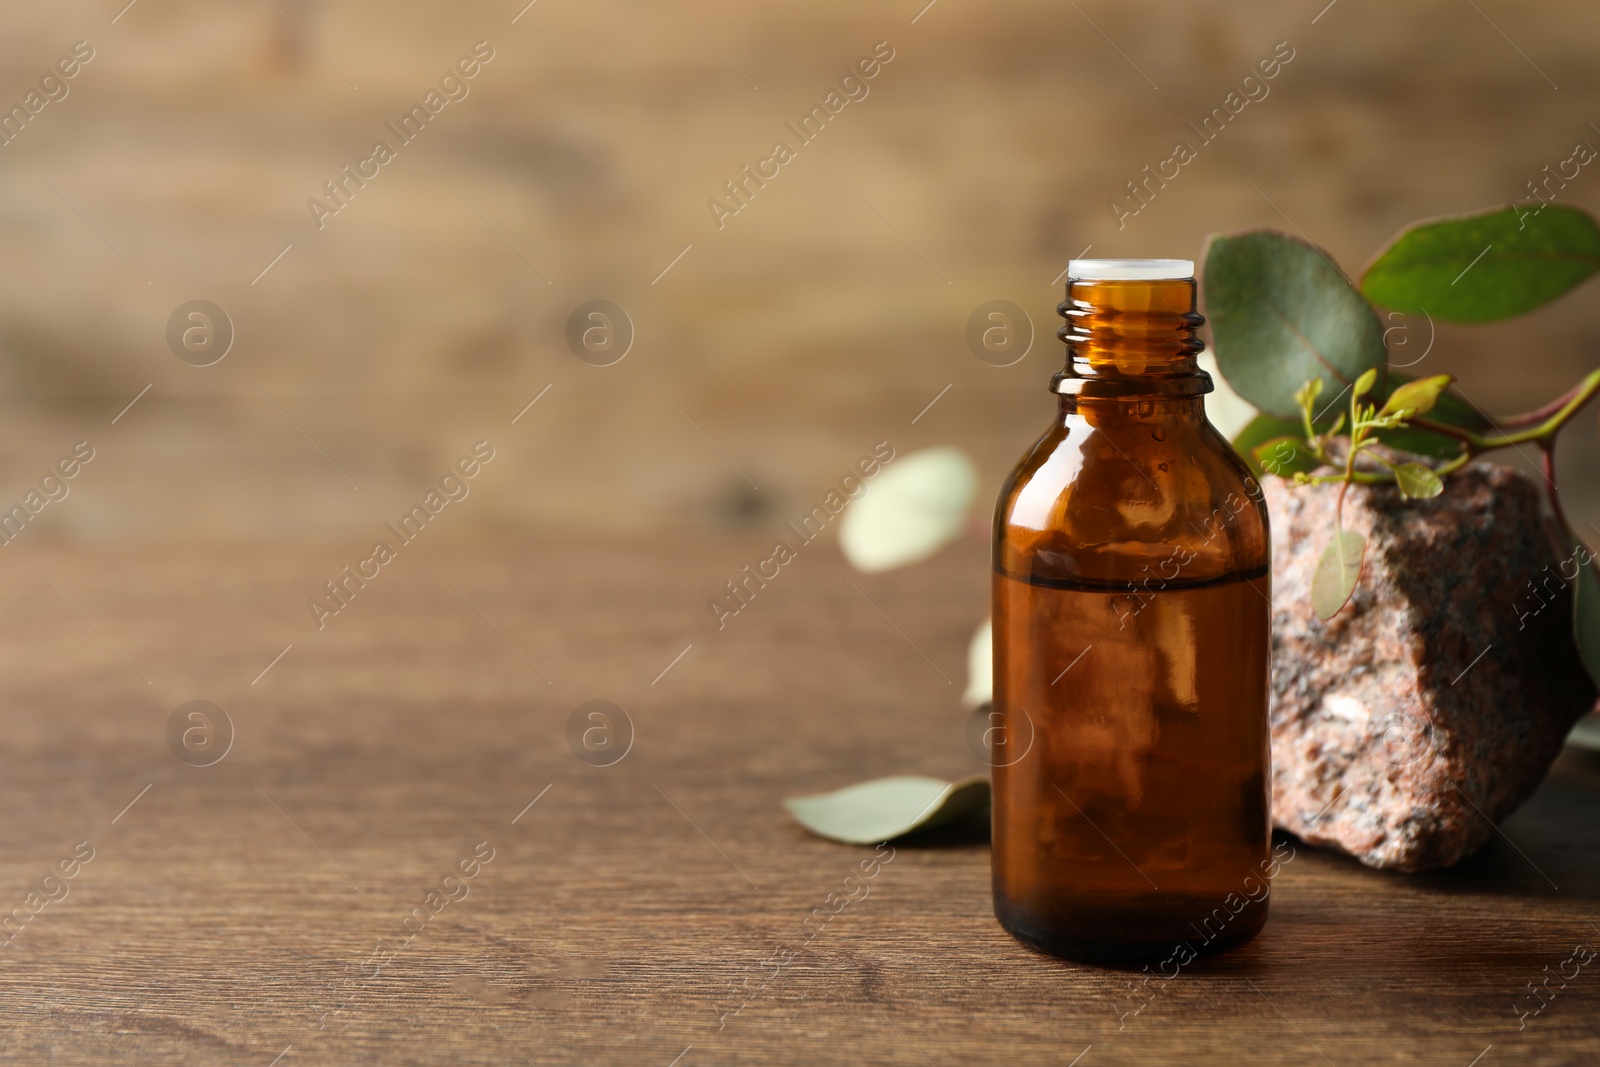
[990,259,1271,964]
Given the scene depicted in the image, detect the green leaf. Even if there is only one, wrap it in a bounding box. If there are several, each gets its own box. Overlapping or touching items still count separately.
[1574,552,1600,689]
[1377,428,1466,462]
[1353,368,1378,398]
[1361,204,1600,324]
[784,775,990,845]
[1312,528,1366,620]
[1294,378,1324,416]
[1232,414,1303,477]
[1379,374,1453,418]
[1392,462,1443,499]
[1374,371,1487,460]
[1251,436,1319,478]
[1202,230,1386,420]
[1396,375,1488,432]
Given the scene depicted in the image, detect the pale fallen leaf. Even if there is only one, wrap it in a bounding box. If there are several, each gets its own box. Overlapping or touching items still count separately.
[784,774,990,845]
[1566,712,1600,752]
[839,446,978,573]
[962,617,993,708]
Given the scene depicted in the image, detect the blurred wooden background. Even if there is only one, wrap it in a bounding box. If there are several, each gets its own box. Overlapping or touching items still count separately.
[1,0,1598,542]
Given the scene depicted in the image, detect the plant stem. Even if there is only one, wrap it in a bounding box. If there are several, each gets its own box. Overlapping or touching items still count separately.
[1337,399,1359,523]
[1496,375,1594,429]
[1280,370,1599,511]
[1411,369,1600,453]
[1402,416,1476,444]
[1540,443,1575,553]
[1433,451,1473,478]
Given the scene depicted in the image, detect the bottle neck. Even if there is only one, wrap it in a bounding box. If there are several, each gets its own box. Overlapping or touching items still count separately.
[1056,393,1206,423]
[1050,277,1211,400]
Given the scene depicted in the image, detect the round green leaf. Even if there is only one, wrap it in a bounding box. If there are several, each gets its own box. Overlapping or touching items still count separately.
[1251,436,1318,478]
[1312,528,1366,620]
[1392,462,1443,499]
[1361,204,1600,324]
[1202,230,1386,420]
[1232,413,1303,477]
[1374,427,1468,462]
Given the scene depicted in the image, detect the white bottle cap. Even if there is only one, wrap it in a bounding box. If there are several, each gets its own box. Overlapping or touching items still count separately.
[1067,258,1194,281]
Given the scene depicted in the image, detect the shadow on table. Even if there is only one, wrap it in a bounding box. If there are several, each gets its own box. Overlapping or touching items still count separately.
[1409,748,1600,902]
[892,805,992,850]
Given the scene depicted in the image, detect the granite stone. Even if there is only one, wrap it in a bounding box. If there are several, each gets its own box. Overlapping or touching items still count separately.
[1264,462,1595,871]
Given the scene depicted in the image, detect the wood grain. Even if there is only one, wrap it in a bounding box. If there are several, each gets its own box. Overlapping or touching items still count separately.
[0,535,1598,1064]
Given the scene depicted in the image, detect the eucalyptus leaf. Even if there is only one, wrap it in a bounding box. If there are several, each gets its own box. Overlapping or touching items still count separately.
[962,618,993,709]
[1233,414,1306,477]
[1385,372,1487,431]
[1251,436,1319,478]
[1353,367,1379,398]
[1312,528,1365,620]
[1567,712,1600,752]
[1375,429,1469,462]
[1379,374,1453,418]
[1392,462,1443,499]
[1573,552,1600,689]
[1375,371,1486,460]
[1361,204,1600,324]
[1294,377,1324,414]
[1202,230,1387,420]
[838,446,978,573]
[784,774,990,845]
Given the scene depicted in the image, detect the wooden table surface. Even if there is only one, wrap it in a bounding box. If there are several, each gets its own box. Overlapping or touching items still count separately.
[3,534,1599,1065]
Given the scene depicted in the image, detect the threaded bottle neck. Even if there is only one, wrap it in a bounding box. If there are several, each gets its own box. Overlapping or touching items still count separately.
[1051,269,1210,398]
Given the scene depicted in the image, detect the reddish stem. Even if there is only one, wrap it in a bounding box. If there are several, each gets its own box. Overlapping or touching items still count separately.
[1406,415,1477,443]
[1497,378,1590,430]
[1540,443,1575,555]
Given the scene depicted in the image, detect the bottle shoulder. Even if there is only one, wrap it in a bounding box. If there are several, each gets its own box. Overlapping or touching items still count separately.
[994,411,1269,586]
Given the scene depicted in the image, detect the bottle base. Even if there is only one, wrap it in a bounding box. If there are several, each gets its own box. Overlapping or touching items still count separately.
[995,898,1267,966]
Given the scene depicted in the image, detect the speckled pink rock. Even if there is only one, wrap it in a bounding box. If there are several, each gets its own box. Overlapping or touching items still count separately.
[1265,462,1594,872]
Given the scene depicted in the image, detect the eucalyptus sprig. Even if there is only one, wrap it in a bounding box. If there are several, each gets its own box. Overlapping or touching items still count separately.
[1204,202,1600,654]
[1259,370,1452,617]
[1249,364,1600,620]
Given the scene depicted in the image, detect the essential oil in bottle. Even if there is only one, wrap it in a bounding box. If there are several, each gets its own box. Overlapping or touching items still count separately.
[990,258,1272,964]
